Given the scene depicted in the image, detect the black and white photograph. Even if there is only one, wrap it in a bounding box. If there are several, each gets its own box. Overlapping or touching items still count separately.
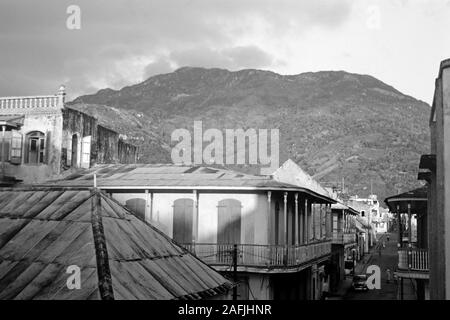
[0,0,449,311]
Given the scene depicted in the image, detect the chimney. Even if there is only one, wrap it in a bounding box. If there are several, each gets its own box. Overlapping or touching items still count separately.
[57,85,66,109]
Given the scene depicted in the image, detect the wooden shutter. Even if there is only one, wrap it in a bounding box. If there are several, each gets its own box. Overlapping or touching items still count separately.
[9,131,22,164]
[217,199,242,244]
[172,199,194,243]
[81,135,91,169]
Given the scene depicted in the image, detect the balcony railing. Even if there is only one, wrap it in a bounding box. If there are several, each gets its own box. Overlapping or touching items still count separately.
[181,241,331,269]
[398,248,429,272]
[332,232,356,245]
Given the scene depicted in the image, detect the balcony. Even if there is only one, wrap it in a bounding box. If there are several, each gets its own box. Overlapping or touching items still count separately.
[332,231,357,245]
[396,248,429,279]
[181,241,331,272]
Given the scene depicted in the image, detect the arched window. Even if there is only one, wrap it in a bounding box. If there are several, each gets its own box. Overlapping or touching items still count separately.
[172,198,194,243]
[125,198,146,221]
[217,199,242,244]
[25,131,45,164]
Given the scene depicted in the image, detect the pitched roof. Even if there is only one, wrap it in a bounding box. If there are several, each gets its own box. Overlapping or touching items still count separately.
[331,201,359,215]
[271,159,334,202]
[43,164,335,203]
[0,187,232,300]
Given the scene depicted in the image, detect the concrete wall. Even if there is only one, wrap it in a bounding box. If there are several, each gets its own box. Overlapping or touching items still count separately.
[111,189,330,248]
[112,191,270,245]
[442,65,450,299]
[429,61,450,299]
[4,111,63,183]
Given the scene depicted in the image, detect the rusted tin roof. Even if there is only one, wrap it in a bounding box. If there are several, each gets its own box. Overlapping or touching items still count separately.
[44,164,335,203]
[0,187,232,300]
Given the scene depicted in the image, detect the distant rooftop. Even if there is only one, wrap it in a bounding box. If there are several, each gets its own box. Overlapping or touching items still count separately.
[42,163,335,203]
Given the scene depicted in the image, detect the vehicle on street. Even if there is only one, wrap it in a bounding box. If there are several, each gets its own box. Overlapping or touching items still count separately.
[351,275,368,291]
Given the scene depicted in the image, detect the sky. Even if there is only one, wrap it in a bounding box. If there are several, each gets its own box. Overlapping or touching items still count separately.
[0,0,449,103]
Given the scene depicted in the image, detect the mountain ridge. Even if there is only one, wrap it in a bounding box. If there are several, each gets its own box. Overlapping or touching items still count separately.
[70,66,431,202]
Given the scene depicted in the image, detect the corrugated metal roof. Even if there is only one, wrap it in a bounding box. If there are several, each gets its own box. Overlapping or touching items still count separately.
[0,187,232,300]
[43,164,336,203]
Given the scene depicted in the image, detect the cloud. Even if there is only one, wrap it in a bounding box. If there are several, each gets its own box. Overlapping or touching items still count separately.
[224,46,274,69]
[143,59,174,79]
[0,0,353,99]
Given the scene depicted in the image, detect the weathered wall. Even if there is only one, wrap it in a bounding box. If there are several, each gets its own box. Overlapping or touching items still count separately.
[118,139,137,164]
[5,111,63,183]
[61,108,137,168]
[62,107,97,168]
[97,125,118,164]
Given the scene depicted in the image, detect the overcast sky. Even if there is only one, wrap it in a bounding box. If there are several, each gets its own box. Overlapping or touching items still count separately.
[0,0,449,103]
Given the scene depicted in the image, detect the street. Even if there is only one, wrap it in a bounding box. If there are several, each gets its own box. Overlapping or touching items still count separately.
[344,232,415,300]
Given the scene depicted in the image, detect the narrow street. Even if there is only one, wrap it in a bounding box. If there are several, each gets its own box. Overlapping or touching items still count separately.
[344,232,415,300]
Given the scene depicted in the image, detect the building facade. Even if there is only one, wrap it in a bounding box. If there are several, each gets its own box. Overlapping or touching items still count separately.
[0,87,137,184]
[417,58,450,299]
[48,161,336,300]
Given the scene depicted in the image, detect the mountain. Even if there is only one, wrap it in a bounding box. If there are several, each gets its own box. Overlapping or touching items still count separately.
[70,67,431,202]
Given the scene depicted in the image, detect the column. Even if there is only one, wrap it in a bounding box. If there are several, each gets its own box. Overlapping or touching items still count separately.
[284,192,288,246]
[312,203,316,241]
[397,204,402,247]
[305,198,309,244]
[408,203,412,244]
[144,190,152,223]
[299,197,304,244]
[267,191,272,245]
[295,193,299,245]
[284,192,288,265]
[192,190,198,245]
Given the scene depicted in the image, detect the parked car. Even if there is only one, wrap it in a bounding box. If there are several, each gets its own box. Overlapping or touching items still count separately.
[351,275,368,291]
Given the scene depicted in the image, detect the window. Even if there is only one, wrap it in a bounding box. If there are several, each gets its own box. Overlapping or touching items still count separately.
[217,199,242,244]
[0,131,11,162]
[25,131,45,164]
[172,198,194,244]
[10,131,22,164]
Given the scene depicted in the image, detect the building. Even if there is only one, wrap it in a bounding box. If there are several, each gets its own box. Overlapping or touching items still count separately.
[43,160,336,300]
[329,201,359,292]
[0,87,137,184]
[417,58,450,299]
[385,187,429,300]
[347,195,380,251]
[0,187,232,300]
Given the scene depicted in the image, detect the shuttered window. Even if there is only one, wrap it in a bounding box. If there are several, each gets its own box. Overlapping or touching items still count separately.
[10,131,22,164]
[172,198,194,244]
[81,135,91,169]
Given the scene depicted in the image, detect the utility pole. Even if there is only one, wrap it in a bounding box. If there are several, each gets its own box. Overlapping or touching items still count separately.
[232,244,238,300]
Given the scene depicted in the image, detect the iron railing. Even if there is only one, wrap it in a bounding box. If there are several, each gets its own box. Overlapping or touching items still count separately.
[398,248,429,272]
[181,241,331,268]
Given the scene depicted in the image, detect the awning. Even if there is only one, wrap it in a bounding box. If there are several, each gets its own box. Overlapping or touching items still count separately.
[0,115,24,130]
[384,187,428,213]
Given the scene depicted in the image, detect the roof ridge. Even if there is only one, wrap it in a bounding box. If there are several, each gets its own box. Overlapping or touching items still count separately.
[90,190,115,300]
